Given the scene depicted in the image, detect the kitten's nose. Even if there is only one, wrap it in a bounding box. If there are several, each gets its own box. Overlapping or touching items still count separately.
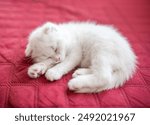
[55,56,60,63]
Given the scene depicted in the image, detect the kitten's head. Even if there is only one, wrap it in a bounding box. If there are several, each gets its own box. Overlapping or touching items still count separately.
[25,22,66,63]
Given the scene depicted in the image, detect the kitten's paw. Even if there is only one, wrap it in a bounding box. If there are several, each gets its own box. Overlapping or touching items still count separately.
[72,68,91,78]
[45,69,62,81]
[72,70,81,78]
[68,78,82,91]
[28,63,47,78]
[68,79,99,93]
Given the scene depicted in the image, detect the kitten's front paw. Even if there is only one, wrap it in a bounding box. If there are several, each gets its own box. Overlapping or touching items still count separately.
[45,69,62,81]
[28,63,47,78]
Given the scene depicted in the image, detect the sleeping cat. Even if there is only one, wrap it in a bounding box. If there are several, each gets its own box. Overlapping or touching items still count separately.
[25,22,137,93]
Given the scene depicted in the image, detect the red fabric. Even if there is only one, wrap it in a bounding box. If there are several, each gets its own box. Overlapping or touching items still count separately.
[0,0,150,108]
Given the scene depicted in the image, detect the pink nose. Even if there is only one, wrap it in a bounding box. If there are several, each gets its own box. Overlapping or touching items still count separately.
[55,56,60,62]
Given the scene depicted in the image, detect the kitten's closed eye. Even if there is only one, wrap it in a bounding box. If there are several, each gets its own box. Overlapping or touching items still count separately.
[55,48,58,53]
[48,57,52,59]
[51,46,58,53]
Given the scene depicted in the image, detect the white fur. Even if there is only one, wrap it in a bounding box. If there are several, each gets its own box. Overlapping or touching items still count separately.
[25,22,137,93]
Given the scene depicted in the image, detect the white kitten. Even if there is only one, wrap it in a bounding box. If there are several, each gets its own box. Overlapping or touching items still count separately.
[25,22,137,93]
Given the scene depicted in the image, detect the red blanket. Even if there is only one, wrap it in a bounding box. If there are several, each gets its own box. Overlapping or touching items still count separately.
[0,0,150,108]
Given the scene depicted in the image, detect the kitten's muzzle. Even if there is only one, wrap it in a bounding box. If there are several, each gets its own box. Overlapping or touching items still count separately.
[54,57,61,63]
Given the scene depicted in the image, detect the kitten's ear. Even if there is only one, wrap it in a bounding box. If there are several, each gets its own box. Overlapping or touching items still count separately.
[43,22,58,34]
[25,44,32,57]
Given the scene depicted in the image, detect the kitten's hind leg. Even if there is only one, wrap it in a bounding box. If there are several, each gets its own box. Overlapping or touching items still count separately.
[72,68,92,78]
[68,65,113,93]
[68,74,107,93]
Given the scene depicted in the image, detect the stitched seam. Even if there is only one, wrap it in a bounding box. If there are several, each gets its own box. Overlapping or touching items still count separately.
[34,85,37,108]
[4,85,10,108]
[120,88,132,107]
[94,94,102,107]
[138,69,150,93]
